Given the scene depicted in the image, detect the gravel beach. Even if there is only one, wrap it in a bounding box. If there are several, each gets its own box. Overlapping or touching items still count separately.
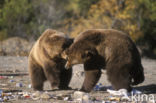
[0,56,156,102]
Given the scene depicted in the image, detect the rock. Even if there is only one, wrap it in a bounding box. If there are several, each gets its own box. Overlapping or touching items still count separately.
[121,95,130,101]
[10,80,15,82]
[10,76,14,79]
[3,96,8,101]
[73,91,92,103]
[82,94,90,103]
[40,92,51,99]
[94,85,100,91]
[73,91,85,100]
[63,97,69,101]
[0,98,3,102]
[108,96,120,101]
[16,83,23,87]
[31,91,41,100]
[32,91,41,98]
[28,84,32,88]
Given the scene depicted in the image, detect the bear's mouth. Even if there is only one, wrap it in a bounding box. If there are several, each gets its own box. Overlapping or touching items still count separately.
[65,61,71,69]
[61,51,68,60]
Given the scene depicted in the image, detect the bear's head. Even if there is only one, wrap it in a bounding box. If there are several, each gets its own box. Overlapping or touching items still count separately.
[62,42,98,69]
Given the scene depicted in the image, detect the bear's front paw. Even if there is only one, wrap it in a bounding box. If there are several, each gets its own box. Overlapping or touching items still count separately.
[80,88,91,93]
[51,82,59,90]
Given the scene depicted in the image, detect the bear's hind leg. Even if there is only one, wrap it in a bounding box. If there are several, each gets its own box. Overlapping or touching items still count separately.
[43,62,60,90]
[29,61,46,91]
[80,69,101,92]
[107,67,132,92]
[131,65,144,85]
[59,68,72,90]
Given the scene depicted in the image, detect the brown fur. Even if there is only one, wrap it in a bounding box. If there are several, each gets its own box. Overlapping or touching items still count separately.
[28,29,73,91]
[64,29,144,92]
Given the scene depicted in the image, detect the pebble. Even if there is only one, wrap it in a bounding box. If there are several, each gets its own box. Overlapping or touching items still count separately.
[94,83,105,91]
[94,85,100,91]
[40,93,51,99]
[10,76,14,79]
[32,91,41,97]
[73,91,93,103]
[64,97,69,101]
[10,80,15,82]
[0,87,147,103]
[73,91,85,100]
[0,90,3,93]
[3,96,8,101]
[82,94,90,103]
[28,84,32,88]
[109,96,120,101]
[0,98,3,102]
[16,83,23,87]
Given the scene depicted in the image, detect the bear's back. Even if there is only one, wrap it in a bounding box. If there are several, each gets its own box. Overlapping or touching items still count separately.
[74,29,130,46]
[29,29,71,67]
[74,29,139,64]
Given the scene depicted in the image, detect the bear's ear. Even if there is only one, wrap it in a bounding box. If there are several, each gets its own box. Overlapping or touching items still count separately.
[82,48,98,59]
[69,38,74,43]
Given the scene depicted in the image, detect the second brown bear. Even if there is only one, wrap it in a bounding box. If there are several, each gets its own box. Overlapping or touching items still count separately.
[63,29,145,92]
[28,29,73,91]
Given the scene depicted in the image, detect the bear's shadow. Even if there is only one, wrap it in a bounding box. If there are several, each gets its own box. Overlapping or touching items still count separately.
[97,84,156,94]
[42,84,156,94]
[134,84,156,94]
[43,88,78,92]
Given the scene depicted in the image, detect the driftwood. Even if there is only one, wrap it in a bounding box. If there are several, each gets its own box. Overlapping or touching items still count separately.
[0,73,28,76]
[2,89,23,93]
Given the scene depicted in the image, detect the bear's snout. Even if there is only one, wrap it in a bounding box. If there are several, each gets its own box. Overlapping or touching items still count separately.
[65,61,71,69]
[61,51,67,59]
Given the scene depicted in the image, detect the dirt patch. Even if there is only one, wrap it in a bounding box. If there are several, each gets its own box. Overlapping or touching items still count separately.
[0,37,34,56]
[0,56,156,102]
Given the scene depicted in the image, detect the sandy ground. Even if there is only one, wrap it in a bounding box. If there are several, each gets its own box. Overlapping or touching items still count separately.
[0,56,156,103]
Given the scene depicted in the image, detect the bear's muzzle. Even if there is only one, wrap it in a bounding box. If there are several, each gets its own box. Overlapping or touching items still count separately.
[65,61,71,69]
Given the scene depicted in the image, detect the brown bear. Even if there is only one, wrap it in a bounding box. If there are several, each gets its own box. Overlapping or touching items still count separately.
[63,29,145,92]
[28,29,73,91]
